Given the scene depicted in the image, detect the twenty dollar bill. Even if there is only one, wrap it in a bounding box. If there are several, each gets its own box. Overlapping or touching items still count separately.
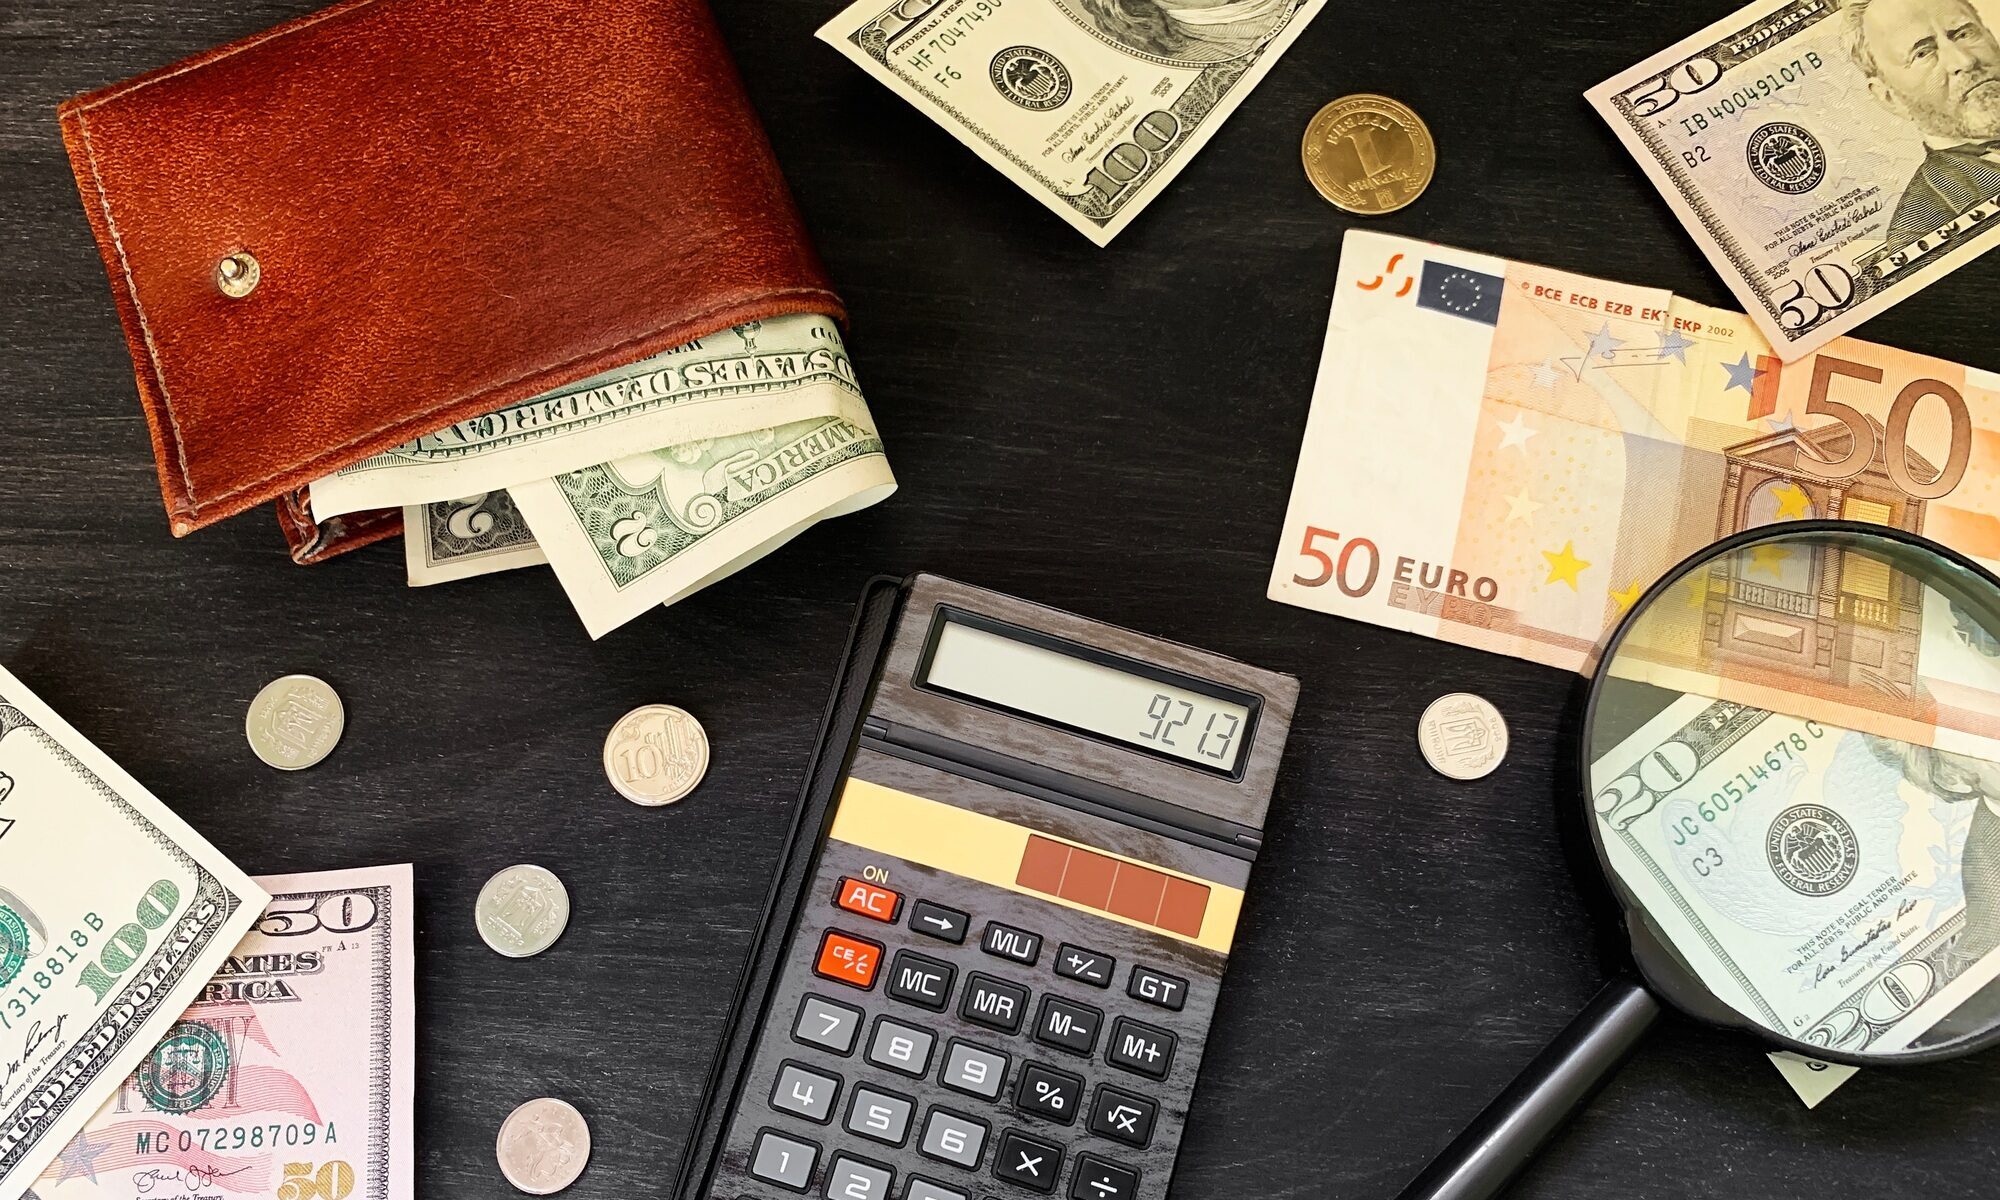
[34,865,414,1200]
[1593,695,2000,1059]
[1588,0,2000,360]
[816,0,1325,244]
[0,665,265,1199]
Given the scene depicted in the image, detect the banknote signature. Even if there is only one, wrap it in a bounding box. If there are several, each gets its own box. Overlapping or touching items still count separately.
[1,1014,67,1108]
[134,1164,250,1193]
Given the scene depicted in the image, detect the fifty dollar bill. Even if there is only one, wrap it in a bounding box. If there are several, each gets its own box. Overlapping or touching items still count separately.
[1588,0,2000,361]
[0,665,265,1199]
[1270,230,2000,758]
[816,0,1325,245]
[34,865,414,1200]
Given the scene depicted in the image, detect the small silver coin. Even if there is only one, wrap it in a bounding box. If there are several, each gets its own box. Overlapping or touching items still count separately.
[602,704,710,806]
[496,1096,591,1195]
[1417,692,1510,781]
[244,675,345,771]
[476,865,571,958]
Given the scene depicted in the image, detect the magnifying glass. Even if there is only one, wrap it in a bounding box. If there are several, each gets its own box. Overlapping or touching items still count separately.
[1394,519,2000,1200]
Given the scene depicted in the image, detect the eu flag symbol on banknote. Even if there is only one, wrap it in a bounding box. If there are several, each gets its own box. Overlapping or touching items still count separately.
[1416,260,1503,325]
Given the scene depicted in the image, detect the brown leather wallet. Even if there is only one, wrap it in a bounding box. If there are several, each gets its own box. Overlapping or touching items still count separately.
[59,0,842,563]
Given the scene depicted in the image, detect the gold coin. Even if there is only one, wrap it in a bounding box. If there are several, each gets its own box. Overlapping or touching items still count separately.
[1301,94,1436,215]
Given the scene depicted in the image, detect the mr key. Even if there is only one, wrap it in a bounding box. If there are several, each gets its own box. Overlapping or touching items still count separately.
[670,575,1298,1200]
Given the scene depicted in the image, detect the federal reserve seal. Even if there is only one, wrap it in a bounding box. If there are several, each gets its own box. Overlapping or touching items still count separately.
[1766,804,1859,896]
[0,904,27,989]
[990,46,1070,111]
[1745,122,1825,194]
[138,1021,231,1114]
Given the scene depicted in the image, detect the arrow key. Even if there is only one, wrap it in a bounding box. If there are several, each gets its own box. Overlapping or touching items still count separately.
[908,899,969,944]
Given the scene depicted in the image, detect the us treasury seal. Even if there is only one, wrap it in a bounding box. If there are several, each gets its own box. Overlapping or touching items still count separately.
[0,904,27,989]
[1745,123,1826,195]
[1766,804,1859,896]
[138,1021,231,1113]
[990,46,1070,111]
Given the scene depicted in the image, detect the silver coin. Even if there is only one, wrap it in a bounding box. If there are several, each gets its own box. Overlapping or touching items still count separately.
[496,1097,591,1195]
[244,674,345,771]
[476,865,570,958]
[602,704,709,806]
[1417,692,1510,781]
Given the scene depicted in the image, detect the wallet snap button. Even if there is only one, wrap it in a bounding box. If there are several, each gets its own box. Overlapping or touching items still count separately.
[215,251,260,298]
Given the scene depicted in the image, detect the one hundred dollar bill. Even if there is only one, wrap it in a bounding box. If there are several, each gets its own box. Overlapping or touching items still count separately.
[33,865,414,1200]
[508,413,897,638]
[310,314,864,519]
[1587,0,2000,361]
[0,665,266,1199]
[1270,229,2000,757]
[815,0,1325,245]
[1592,694,2000,1062]
[403,493,546,587]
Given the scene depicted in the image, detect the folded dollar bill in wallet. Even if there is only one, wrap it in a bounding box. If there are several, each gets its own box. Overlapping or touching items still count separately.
[57,0,846,564]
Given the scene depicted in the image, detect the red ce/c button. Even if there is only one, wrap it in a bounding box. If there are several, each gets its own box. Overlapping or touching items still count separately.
[814,930,882,989]
[836,877,901,923]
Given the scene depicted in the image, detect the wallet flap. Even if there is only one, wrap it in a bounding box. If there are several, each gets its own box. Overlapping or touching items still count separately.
[60,0,842,536]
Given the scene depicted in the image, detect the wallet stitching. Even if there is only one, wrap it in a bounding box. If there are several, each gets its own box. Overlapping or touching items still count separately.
[68,106,204,510]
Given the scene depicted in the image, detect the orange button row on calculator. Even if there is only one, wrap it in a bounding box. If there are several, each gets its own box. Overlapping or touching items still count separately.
[814,930,883,988]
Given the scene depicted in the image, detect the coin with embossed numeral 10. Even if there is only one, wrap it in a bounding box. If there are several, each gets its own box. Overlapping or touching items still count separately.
[497,1096,591,1195]
[1416,692,1508,781]
[245,674,345,770]
[602,704,709,806]
[1301,94,1435,215]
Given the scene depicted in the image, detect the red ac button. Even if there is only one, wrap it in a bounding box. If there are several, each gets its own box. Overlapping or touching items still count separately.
[836,877,901,922]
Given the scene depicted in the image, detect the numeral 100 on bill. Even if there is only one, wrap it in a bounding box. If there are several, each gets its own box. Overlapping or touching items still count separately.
[1080,111,1179,208]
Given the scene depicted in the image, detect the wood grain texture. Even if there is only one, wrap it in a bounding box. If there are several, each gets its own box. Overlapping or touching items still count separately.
[3,1,1998,1198]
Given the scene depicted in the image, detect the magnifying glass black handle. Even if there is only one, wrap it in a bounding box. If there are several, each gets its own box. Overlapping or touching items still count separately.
[1392,979,1661,1200]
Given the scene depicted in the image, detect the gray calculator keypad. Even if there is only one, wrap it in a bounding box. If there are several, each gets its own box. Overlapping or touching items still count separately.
[712,828,1226,1200]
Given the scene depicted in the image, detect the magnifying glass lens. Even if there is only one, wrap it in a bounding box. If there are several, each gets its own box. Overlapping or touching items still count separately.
[1589,524,2000,1059]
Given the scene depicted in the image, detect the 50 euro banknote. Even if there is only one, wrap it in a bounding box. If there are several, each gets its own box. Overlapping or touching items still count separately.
[1269,230,2000,756]
[1587,0,2000,362]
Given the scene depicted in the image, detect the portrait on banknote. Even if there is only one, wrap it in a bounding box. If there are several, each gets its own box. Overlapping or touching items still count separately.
[1590,0,2000,357]
[1864,735,2000,983]
[1065,0,1299,62]
[1843,0,2000,254]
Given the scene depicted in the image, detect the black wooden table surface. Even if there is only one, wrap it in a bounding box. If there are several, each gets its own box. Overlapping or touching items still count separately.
[5,0,1999,1197]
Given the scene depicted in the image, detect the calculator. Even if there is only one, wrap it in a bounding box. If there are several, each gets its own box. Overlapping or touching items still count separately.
[672,575,1297,1200]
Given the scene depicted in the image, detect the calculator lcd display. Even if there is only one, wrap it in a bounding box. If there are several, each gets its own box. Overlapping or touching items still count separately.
[921,617,1251,772]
